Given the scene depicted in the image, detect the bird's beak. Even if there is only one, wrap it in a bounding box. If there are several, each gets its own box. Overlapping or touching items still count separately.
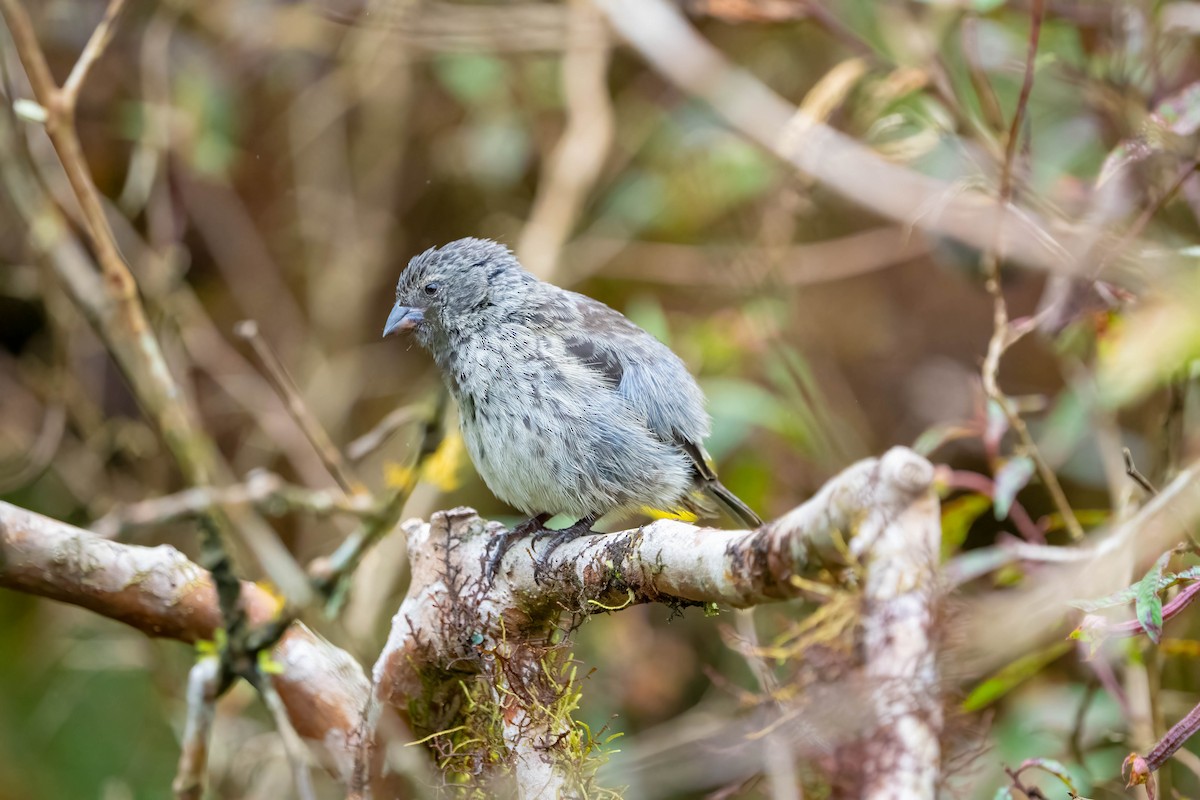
[383,304,424,337]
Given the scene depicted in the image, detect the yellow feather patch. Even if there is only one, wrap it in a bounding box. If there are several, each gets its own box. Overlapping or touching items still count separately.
[640,506,700,523]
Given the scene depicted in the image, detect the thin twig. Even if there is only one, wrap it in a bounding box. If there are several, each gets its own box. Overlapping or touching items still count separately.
[346,405,422,462]
[998,0,1043,202]
[91,470,377,538]
[234,320,365,497]
[60,0,129,106]
[312,394,447,611]
[256,669,319,800]
[516,0,613,279]
[977,0,1083,542]
[172,657,221,800]
[961,16,1005,132]
[0,0,136,299]
[1125,448,1159,497]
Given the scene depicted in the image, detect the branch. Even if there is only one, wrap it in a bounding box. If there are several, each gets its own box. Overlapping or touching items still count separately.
[0,17,312,605]
[589,0,1150,286]
[361,447,942,797]
[91,470,376,538]
[2,449,943,798]
[0,501,369,785]
[516,0,613,279]
[173,658,220,800]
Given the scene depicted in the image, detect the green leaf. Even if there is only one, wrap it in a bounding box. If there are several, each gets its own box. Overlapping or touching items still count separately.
[913,423,976,456]
[941,494,992,559]
[1098,282,1200,407]
[992,788,1013,800]
[993,456,1034,521]
[963,640,1072,711]
[1135,551,1172,643]
[1018,758,1079,793]
[432,54,507,105]
[1070,565,1200,612]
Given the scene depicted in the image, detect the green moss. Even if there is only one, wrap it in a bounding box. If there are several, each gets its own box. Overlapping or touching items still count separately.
[406,641,623,798]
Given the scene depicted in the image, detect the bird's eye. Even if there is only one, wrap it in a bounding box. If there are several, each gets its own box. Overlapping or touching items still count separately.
[423,282,440,296]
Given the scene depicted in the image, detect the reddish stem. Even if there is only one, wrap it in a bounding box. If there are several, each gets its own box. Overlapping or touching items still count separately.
[942,469,1047,543]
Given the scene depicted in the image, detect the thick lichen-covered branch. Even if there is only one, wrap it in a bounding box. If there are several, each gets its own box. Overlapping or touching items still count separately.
[362,447,941,798]
[2,448,942,799]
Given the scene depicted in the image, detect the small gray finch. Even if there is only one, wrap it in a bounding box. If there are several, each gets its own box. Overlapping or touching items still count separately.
[383,237,763,577]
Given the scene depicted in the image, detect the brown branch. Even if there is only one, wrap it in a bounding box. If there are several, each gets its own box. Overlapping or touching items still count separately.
[60,0,129,107]
[90,470,377,539]
[1125,448,1160,497]
[234,320,365,498]
[516,0,613,279]
[998,0,1043,203]
[0,4,313,605]
[0,500,369,785]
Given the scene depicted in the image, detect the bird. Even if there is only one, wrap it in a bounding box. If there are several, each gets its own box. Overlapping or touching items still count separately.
[383,237,763,579]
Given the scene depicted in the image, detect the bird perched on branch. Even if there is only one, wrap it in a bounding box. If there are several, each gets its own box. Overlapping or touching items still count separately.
[383,238,763,578]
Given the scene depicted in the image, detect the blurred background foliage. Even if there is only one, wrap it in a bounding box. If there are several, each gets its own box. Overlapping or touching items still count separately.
[1,0,1199,797]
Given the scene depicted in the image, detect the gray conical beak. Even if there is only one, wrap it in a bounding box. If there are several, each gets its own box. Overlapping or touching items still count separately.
[383,304,424,337]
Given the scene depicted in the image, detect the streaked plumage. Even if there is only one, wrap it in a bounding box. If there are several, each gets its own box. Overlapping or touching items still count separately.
[384,238,762,545]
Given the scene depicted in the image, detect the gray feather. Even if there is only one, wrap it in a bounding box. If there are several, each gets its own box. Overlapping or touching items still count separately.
[389,237,761,527]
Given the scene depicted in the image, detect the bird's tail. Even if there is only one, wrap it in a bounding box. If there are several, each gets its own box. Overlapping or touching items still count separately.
[703,480,764,528]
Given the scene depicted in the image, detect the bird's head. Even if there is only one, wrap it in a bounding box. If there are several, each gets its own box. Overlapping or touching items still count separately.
[384,238,528,346]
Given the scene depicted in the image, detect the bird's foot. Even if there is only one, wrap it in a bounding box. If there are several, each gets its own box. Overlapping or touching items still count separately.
[483,513,551,586]
[533,514,599,583]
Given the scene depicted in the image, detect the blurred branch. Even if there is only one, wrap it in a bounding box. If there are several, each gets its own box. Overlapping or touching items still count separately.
[940,468,1044,543]
[978,0,1083,542]
[331,2,607,53]
[173,657,220,800]
[0,402,64,492]
[255,669,319,800]
[311,394,447,611]
[345,405,422,462]
[589,0,1150,286]
[568,226,932,286]
[91,470,376,539]
[0,500,369,786]
[516,0,613,279]
[235,320,365,497]
[59,0,129,107]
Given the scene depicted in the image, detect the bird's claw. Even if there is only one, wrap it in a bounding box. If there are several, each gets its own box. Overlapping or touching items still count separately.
[482,514,551,587]
[532,517,598,584]
[482,529,517,586]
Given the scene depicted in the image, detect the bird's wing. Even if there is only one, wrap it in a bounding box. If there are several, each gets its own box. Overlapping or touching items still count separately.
[530,290,711,449]
[528,290,764,527]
